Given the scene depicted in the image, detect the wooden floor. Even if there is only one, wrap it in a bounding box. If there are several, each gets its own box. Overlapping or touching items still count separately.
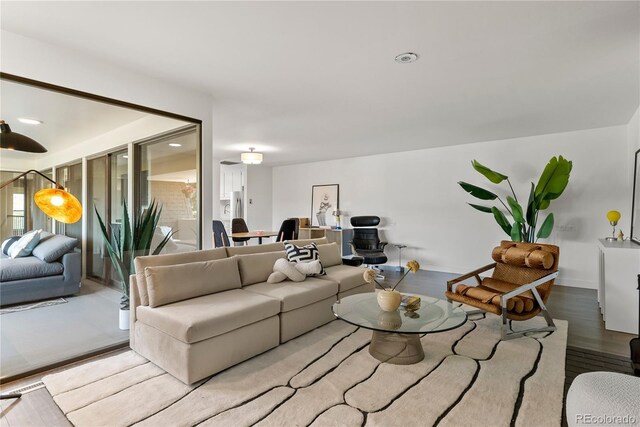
[0,268,635,426]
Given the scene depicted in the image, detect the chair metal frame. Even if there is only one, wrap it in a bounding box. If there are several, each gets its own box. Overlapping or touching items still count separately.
[447,263,558,340]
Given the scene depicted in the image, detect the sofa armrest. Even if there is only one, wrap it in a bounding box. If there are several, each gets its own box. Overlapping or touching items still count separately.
[61,251,81,284]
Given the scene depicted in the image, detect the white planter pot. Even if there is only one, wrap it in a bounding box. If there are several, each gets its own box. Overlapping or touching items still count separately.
[119,309,130,330]
[377,289,402,312]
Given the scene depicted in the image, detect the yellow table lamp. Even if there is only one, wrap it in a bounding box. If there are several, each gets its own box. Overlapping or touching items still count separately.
[606,210,621,241]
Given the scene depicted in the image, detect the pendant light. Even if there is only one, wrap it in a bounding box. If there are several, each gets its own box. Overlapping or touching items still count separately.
[0,120,47,153]
[241,147,263,165]
[1,170,82,223]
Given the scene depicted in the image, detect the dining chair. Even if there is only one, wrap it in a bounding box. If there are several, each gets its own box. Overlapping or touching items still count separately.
[276,219,297,242]
[212,220,230,247]
[231,218,250,246]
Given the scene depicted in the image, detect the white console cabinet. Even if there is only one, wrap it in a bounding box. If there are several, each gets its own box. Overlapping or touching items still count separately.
[597,239,639,334]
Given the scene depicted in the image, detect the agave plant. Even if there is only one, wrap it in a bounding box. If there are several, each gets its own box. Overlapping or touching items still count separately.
[458,156,572,243]
[95,199,174,310]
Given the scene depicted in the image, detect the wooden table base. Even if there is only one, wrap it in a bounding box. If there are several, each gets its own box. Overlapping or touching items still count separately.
[369,331,425,365]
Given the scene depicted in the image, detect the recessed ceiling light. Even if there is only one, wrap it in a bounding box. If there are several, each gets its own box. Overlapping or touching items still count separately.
[18,117,43,125]
[169,143,182,147]
[394,52,418,64]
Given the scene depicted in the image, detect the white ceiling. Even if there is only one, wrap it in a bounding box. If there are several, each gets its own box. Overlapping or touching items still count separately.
[0,80,147,160]
[2,1,639,166]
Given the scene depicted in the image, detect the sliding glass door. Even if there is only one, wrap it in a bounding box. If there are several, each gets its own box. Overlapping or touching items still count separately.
[86,150,128,284]
[136,126,199,251]
[56,162,83,241]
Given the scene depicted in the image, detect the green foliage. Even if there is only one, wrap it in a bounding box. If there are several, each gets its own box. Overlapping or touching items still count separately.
[458,181,498,200]
[537,213,555,240]
[95,199,174,310]
[460,156,572,242]
[471,160,508,184]
[491,207,512,235]
[468,203,493,213]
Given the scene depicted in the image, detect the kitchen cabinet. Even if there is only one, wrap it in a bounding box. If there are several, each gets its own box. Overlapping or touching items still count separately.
[597,239,640,334]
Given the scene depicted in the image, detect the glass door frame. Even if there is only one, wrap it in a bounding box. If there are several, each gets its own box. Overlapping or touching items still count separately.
[133,124,201,250]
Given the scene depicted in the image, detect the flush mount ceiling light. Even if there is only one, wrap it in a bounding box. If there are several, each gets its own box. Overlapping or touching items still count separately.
[394,52,419,64]
[0,120,47,153]
[18,117,43,125]
[241,147,263,165]
[169,143,182,147]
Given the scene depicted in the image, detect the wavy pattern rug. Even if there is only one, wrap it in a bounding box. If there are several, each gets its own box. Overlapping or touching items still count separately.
[42,314,567,427]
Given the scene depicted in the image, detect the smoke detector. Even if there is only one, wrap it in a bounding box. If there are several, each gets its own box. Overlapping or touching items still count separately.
[394,52,418,64]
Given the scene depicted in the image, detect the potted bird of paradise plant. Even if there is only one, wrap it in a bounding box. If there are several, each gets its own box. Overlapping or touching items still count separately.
[95,199,174,330]
[458,156,572,242]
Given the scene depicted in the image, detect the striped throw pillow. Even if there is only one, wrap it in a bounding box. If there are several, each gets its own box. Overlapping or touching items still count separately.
[2,236,21,255]
[284,242,326,276]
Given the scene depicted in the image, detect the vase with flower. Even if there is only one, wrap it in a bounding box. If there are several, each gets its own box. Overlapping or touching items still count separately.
[363,260,420,311]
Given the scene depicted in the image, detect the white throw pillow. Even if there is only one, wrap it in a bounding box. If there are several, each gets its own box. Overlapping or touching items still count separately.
[270,258,306,282]
[294,260,322,276]
[9,229,43,258]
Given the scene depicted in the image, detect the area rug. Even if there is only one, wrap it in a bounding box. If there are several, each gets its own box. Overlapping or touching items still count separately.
[42,314,567,427]
[0,297,66,314]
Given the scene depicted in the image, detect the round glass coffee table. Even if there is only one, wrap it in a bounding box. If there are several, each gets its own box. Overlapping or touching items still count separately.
[332,293,467,365]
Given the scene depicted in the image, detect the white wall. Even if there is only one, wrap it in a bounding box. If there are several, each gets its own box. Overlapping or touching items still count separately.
[1,30,215,247]
[246,165,273,233]
[273,125,630,289]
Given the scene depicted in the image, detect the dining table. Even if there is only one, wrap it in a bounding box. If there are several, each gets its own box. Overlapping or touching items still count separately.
[230,231,279,245]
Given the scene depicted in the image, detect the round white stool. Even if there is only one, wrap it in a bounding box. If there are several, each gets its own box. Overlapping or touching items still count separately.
[566,372,640,427]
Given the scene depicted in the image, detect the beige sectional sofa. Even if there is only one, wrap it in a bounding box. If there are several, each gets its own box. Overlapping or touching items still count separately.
[129,238,373,384]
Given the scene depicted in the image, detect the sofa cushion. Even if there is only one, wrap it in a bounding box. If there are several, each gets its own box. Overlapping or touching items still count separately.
[285,237,329,246]
[226,242,285,256]
[237,251,286,286]
[285,242,325,275]
[134,248,228,306]
[243,277,338,312]
[145,257,241,307]
[32,234,79,262]
[321,264,367,293]
[0,255,63,282]
[9,229,42,258]
[317,243,342,267]
[2,236,20,255]
[135,289,280,344]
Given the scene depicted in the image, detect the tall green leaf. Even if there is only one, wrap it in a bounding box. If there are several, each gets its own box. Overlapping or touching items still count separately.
[94,198,174,310]
[525,183,536,226]
[468,203,493,213]
[510,223,523,242]
[535,156,572,201]
[536,213,555,240]
[507,196,524,224]
[491,207,512,236]
[471,160,508,184]
[458,182,498,200]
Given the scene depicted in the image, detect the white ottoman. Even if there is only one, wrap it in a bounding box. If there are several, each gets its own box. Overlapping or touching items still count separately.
[566,372,640,427]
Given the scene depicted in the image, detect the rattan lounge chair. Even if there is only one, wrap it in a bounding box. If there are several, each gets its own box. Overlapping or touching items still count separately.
[445,240,559,340]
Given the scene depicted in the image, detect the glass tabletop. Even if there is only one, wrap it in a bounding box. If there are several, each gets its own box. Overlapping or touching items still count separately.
[332,293,468,334]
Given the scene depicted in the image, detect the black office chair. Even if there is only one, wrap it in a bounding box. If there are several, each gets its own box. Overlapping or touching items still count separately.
[287,217,300,240]
[276,219,297,242]
[212,220,230,248]
[232,218,250,246]
[350,216,388,276]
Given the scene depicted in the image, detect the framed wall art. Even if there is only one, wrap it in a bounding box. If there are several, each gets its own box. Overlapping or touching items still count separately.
[311,184,339,227]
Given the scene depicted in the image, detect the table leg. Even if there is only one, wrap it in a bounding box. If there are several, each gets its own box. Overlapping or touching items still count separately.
[258,237,263,244]
[369,331,424,365]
